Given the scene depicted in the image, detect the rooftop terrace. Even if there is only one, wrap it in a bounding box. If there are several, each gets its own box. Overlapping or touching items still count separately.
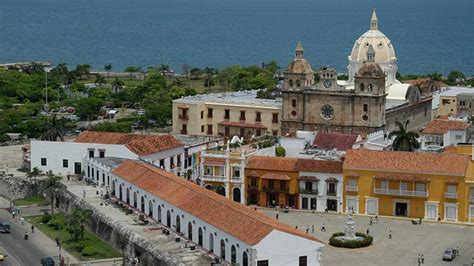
[174,90,282,108]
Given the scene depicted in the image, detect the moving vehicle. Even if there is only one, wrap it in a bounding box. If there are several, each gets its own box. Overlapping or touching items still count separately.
[0,222,11,233]
[442,248,456,261]
[41,256,55,266]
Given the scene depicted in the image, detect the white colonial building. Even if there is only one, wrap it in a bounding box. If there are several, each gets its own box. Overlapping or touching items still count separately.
[420,118,471,150]
[109,160,324,265]
[31,131,185,176]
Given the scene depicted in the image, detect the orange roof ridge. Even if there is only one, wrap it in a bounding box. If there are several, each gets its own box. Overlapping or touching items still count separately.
[421,119,470,135]
[113,160,322,245]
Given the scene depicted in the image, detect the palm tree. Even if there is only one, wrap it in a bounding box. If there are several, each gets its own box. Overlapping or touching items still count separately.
[27,167,42,195]
[45,173,63,215]
[68,207,92,240]
[111,77,124,93]
[94,74,107,88]
[424,72,443,94]
[158,64,170,76]
[104,64,112,80]
[388,121,420,152]
[41,115,66,141]
[204,67,215,89]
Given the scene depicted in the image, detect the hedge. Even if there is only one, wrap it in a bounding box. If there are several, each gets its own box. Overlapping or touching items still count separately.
[329,232,373,248]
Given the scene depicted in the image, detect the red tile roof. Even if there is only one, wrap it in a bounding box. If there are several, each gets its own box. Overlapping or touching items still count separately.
[344,149,470,176]
[421,119,470,134]
[75,131,183,156]
[217,121,267,129]
[246,156,298,172]
[113,160,321,245]
[294,159,343,174]
[313,132,359,151]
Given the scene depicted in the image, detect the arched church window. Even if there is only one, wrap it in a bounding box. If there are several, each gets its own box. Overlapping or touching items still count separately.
[289,79,293,87]
[367,84,373,91]
[296,80,300,87]
[360,83,365,91]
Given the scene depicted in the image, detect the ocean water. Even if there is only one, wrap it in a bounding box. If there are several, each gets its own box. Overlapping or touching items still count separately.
[0,0,472,75]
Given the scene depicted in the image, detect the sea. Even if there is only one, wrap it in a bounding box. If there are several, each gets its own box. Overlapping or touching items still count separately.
[0,0,472,75]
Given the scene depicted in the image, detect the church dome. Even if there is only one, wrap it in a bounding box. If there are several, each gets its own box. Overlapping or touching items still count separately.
[286,42,313,74]
[348,10,396,63]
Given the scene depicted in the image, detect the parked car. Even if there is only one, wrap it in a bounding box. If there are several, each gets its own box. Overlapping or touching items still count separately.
[41,256,55,266]
[442,248,456,261]
[0,222,11,233]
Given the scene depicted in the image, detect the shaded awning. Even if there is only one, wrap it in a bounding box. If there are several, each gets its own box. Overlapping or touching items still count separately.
[298,176,319,181]
[261,173,291,181]
[218,121,267,129]
[203,159,225,166]
[445,178,459,184]
[373,174,430,182]
[345,172,360,178]
[247,170,259,177]
[325,177,339,182]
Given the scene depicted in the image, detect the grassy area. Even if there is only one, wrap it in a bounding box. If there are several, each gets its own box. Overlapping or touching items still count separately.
[14,196,48,206]
[28,214,121,261]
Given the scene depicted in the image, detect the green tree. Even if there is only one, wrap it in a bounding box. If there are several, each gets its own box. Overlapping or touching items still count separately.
[73,64,91,80]
[76,97,105,120]
[70,207,92,240]
[158,64,170,75]
[94,74,107,88]
[447,70,466,85]
[27,167,42,195]
[275,146,286,157]
[388,121,420,152]
[44,173,63,215]
[111,77,124,93]
[41,115,66,141]
[104,64,112,80]
[124,66,141,79]
[190,68,203,80]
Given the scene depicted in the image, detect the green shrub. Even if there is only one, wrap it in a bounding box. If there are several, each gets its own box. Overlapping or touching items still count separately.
[328,232,373,248]
[81,245,98,256]
[275,146,286,157]
[41,213,52,223]
[47,216,65,230]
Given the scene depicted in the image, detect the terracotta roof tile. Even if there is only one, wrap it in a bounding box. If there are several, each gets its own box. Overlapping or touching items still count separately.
[294,159,343,174]
[260,173,291,180]
[75,131,183,156]
[217,121,267,129]
[344,149,470,176]
[421,119,470,135]
[313,132,359,151]
[246,156,298,172]
[113,160,321,245]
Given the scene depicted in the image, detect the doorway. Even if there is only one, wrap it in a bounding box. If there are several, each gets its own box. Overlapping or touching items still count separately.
[327,199,337,211]
[74,162,82,175]
[395,202,408,216]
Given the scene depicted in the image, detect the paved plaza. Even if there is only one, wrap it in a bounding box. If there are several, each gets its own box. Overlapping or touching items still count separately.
[260,209,474,266]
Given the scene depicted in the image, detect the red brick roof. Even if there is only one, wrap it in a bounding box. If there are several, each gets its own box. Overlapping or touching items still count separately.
[344,149,470,176]
[421,119,470,135]
[294,159,343,174]
[246,156,298,172]
[113,160,321,245]
[75,131,183,156]
[313,132,359,151]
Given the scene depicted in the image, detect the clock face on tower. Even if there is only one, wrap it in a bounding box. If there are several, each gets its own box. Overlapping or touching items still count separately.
[320,104,334,120]
[323,79,332,88]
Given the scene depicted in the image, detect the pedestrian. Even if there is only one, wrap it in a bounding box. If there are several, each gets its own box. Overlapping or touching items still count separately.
[31,225,35,233]
[295,225,298,229]
[375,215,378,222]
[12,210,15,219]
[366,228,369,235]
[321,223,326,232]
[456,246,459,256]
[388,230,392,239]
[20,216,24,225]
[417,254,421,266]
[369,217,373,226]
[419,217,422,225]
[437,214,441,221]
[324,207,328,214]
[311,224,314,233]
[306,227,309,234]
[83,189,86,198]
[276,213,279,220]
[421,254,424,264]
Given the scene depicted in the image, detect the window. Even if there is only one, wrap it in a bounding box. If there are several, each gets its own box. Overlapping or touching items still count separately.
[224,109,230,120]
[181,124,187,134]
[272,130,278,136]
[200,111,204,119]
[268,180,274,189]
[296,80,301,87]
[159,159,165,168]
[455,134,462,140]
[207,108,213,118]
[381,180,388,189]
[415,183,426,191]
[289,79,293,87]
[170,157,174,169]
[280,180,286,190]
[220,239,226,260]
[447,185,457,193]
[99,151,105,158]
[348,178,357,187]
[256,129,261,136]
[88,150,94,157]
[363,104,368,112]
[257,260,269,266]
[299,256,308,266]
[272,113,278,123]
[240,111,246,121]
[292,99,297,107]
[424,106,428,116]
[62,159,68,168]
[207,124,213,135]
[251,177,257,186]
[400,181,407,191]
[201,125,205,133]
[242,252,249,266]
[233,167,240,178]
[255,112,261,122]
[231,245,237,263]
[41,158,47,166]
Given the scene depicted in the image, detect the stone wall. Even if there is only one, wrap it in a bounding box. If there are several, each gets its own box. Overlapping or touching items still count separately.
[0,174,44,200]
[55,189,182,266]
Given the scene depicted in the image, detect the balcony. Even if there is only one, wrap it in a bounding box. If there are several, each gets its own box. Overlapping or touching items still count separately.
[180,130,187,134]
[178,114,189,120]
[300,189,318,195]
[326,190,337,196]
[201,175,225,182]
[374,188,428,197]
[231,176,243,183]
[262,186,289,193]
[247,185,258,191]
[346,185,358,192]
[445,192,458,199]
[470,196,474,203]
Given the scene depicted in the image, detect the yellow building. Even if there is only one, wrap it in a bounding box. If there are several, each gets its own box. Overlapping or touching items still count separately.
[199,146,256,204]
[343,149,474,223]
[172,90,282,137]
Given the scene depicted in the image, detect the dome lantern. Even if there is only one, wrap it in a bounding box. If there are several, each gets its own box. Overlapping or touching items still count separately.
[366,45,375,61]
[370,8,378,30]
[295,42,304,58]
